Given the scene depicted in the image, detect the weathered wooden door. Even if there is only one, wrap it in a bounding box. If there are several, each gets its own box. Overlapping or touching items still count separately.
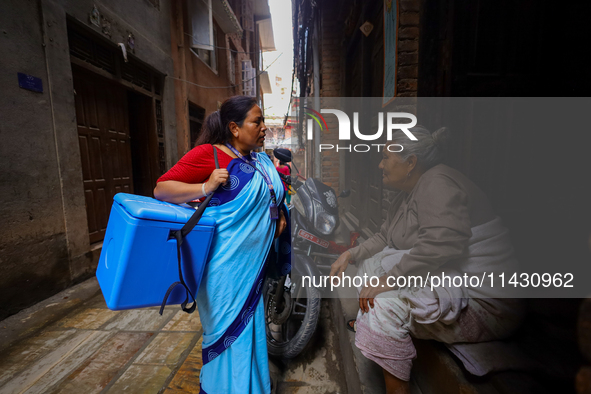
[345,36,368,229]
[344,2,385,234]
[73,68,133,243]
[366,4,385,234]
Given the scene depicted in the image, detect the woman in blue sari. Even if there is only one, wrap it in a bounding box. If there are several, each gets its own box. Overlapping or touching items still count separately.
[155,96,286,393]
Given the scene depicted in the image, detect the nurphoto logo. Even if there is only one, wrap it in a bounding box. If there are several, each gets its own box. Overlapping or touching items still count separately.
[305,108,418,152]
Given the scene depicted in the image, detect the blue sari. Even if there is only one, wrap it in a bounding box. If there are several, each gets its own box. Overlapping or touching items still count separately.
[197,153,284,394]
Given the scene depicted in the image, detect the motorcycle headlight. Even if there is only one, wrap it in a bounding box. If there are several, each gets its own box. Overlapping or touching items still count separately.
[292,194,305,217]
[313,200,336,235]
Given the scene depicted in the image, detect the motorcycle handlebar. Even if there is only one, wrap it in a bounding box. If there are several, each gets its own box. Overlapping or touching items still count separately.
[278,172,303,188]
[277,172,290,184]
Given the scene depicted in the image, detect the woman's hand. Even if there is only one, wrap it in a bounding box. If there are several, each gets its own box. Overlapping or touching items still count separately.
[330,251,352,277]
[154,169,229,204]
[204,169,229,194]
[359,275,392,313]
[274,210,287,239]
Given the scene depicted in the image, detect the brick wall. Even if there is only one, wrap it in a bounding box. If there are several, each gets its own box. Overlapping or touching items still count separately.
[397,0,420,97]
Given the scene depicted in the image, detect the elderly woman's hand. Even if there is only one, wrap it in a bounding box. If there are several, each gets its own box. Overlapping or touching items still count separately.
[330,251,352,277]
[359,275,393,313]
[274,210,287,239]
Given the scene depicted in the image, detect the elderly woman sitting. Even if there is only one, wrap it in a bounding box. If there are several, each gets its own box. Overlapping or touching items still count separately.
[330,126,524,394]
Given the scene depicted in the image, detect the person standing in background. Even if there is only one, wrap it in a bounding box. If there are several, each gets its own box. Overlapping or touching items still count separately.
[276,160,291,204]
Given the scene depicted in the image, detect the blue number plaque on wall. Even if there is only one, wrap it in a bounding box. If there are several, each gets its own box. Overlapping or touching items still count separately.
[18,72,43,93]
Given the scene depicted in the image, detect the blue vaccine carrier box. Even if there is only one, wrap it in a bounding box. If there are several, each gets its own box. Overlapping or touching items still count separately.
[96,193,216,310]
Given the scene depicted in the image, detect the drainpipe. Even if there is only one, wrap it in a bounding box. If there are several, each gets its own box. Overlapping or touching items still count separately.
[312,13,321,179]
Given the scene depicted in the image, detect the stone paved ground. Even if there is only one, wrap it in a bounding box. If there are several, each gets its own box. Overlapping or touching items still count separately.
[272,300,348,394]
[0,279,348,394]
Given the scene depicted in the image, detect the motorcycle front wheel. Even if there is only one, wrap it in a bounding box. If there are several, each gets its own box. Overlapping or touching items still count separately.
[264,276,321,359]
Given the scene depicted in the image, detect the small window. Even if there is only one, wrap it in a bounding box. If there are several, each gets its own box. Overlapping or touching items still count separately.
[242,60,255,97]
[189,0,213,50]
[241,0,254,32]
[192,27,218,72]
[188,0,217,73]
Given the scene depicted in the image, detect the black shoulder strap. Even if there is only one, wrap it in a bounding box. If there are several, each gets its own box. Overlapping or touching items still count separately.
[160,147,219,315]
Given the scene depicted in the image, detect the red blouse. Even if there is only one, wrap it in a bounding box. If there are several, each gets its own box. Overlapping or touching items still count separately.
[157,144,234,184]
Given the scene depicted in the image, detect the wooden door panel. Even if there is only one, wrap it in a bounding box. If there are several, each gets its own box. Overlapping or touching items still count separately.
[74,88,86,126]
[120,140,133,179]
[367,12,385,233]
[95,187,109,233]
[344,7,385,232]
[84,189,96,234]
[106,95,117,131]
[81,80,99,129]
[346,38,366,226]
[78,135,92,180]
[90,136,105,181]
[74,68,133,243]
[128,92,158,197]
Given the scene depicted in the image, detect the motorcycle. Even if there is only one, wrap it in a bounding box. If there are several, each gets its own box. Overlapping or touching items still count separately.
[264,148,358,358]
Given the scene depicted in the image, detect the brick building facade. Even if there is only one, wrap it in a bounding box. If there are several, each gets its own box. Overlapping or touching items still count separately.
[170,0,274,156]
[0,0,178,320]
[0,0,273,320]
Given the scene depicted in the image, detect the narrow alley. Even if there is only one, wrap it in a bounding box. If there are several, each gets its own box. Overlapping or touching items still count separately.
[0,278,349,394]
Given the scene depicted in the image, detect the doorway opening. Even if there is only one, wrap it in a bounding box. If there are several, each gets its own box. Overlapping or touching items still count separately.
[68,21,164,243]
